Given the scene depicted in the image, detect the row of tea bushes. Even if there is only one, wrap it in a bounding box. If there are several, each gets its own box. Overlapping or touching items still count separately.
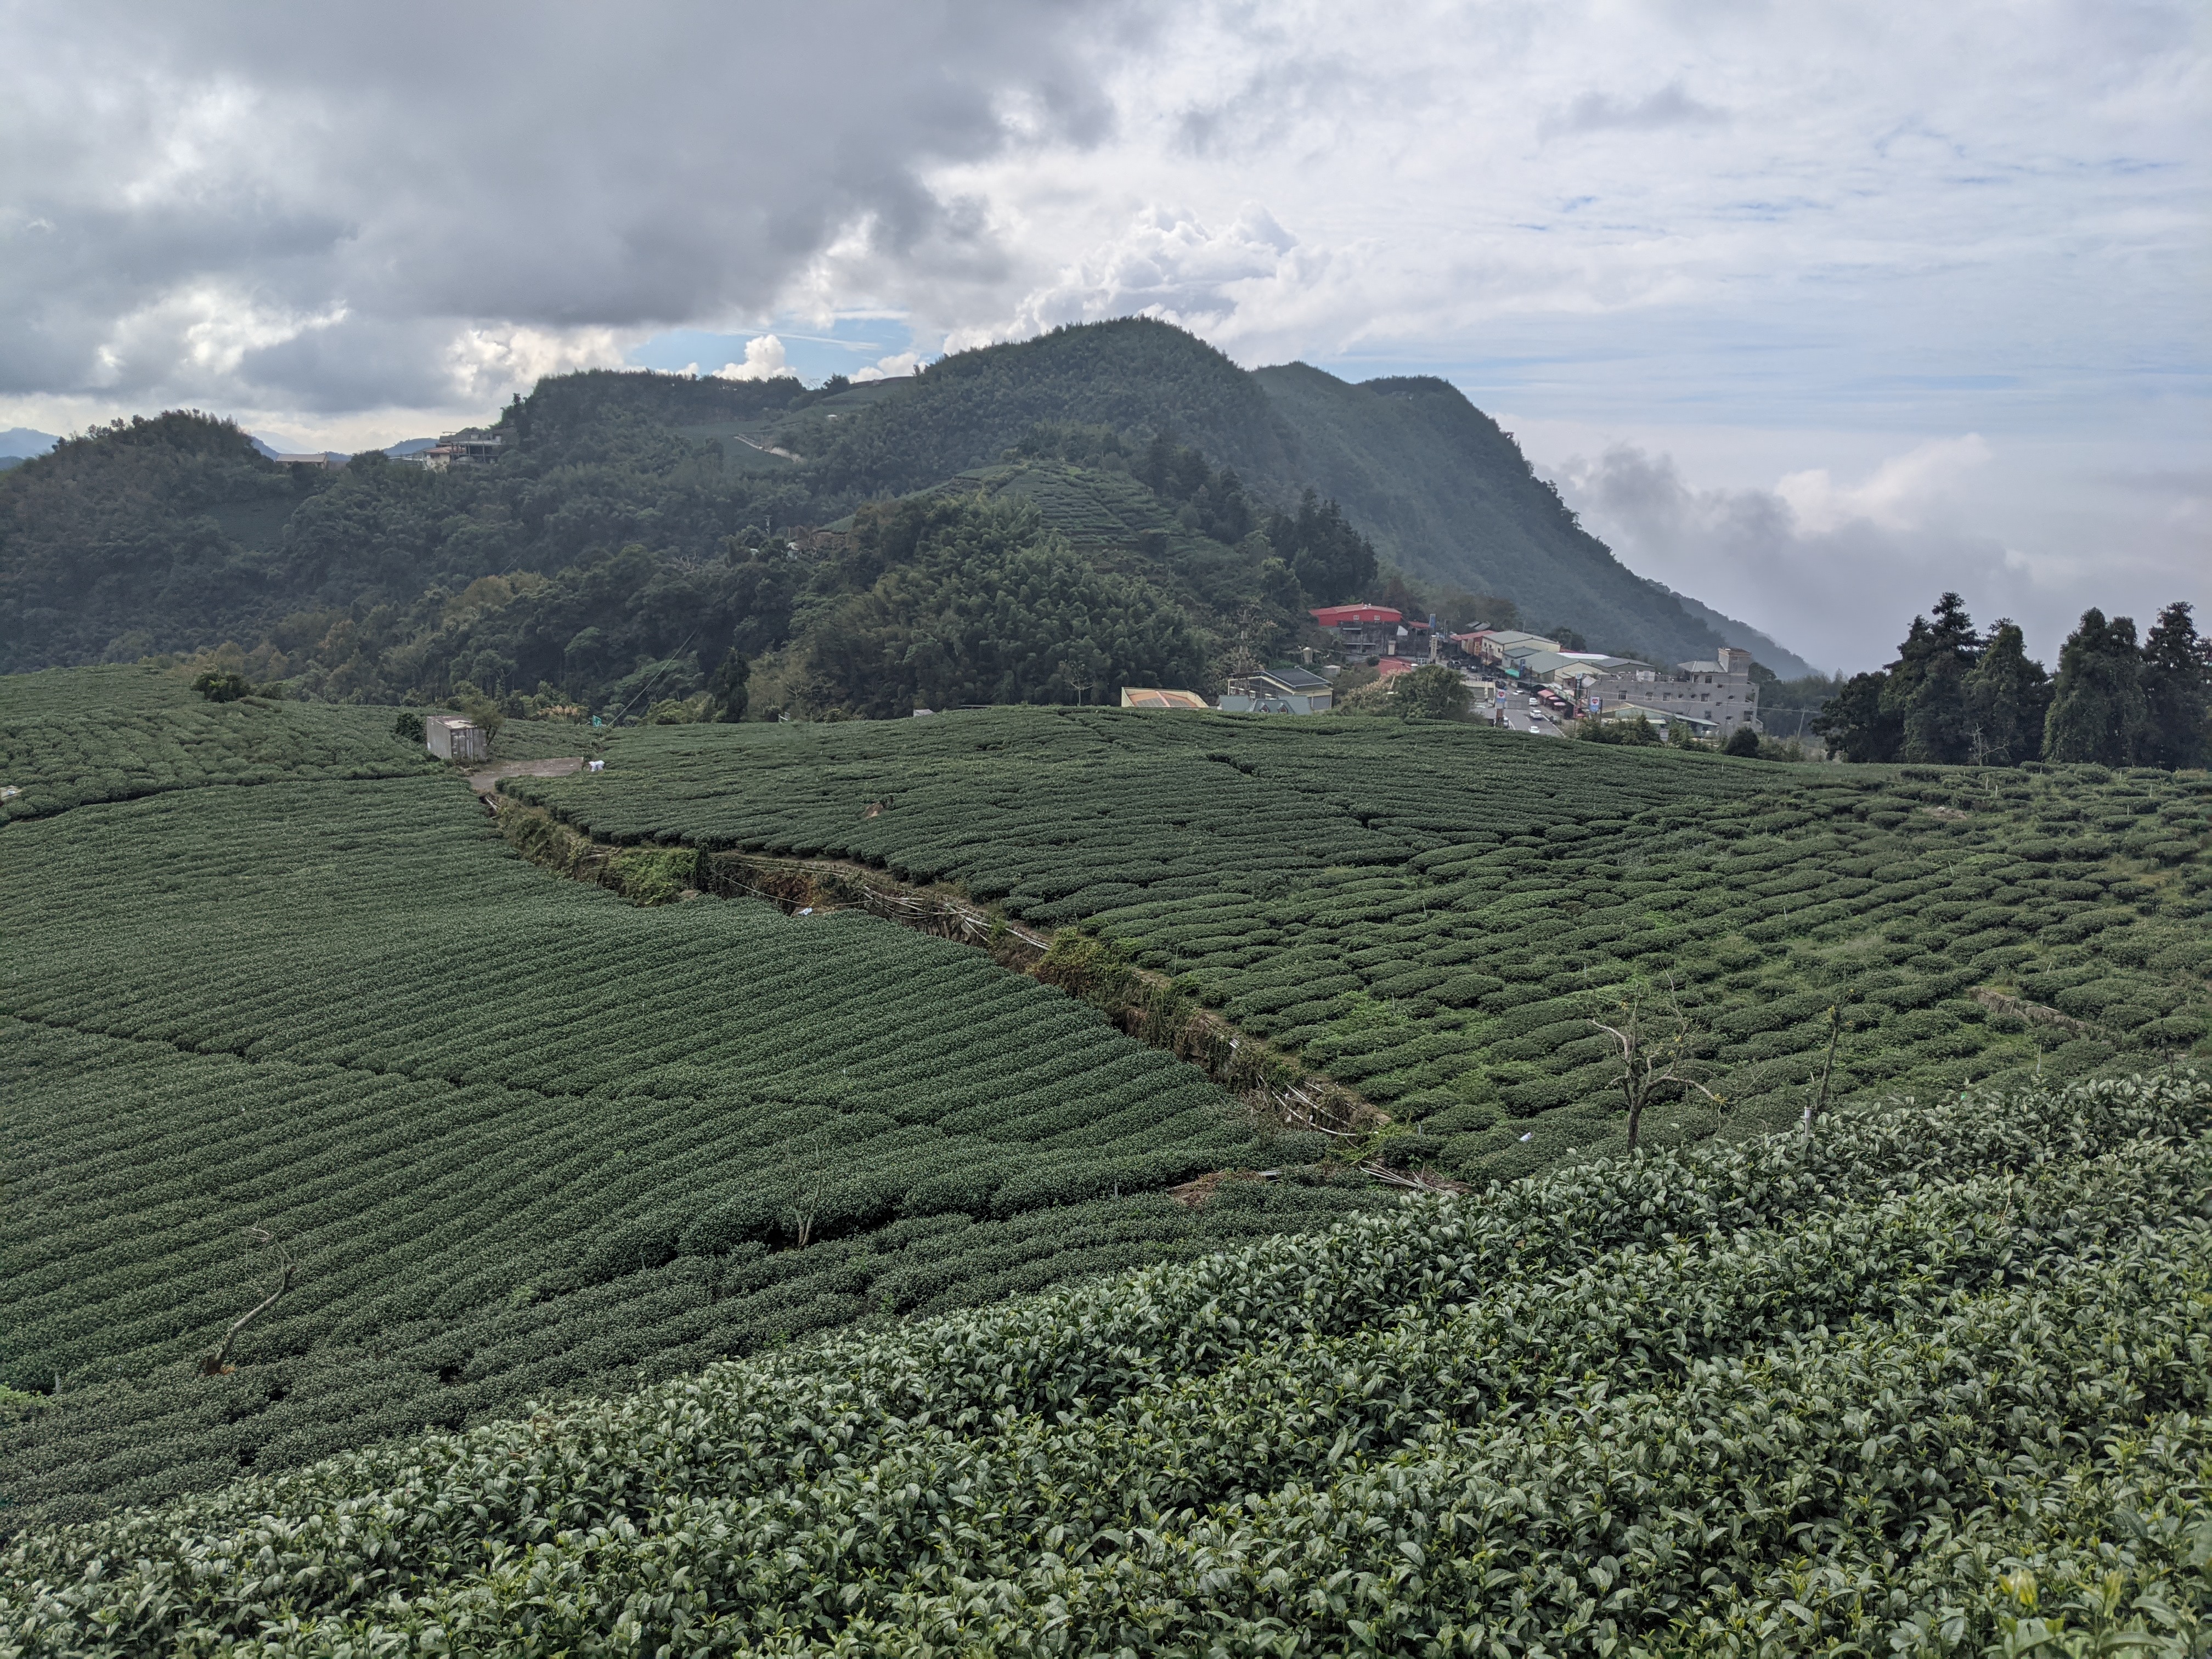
[7,1071,2205,1654]
[510,713,2212,1178]
[504,708,1774,914]
[4,773,1358,1523]
[0,665,591,821]
[0,673,437,820]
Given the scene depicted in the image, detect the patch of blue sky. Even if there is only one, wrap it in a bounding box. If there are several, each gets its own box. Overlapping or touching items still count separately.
[626,315,926,385]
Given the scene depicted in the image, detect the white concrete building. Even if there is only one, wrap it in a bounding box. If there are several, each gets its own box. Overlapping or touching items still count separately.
[1568,646,1760,737]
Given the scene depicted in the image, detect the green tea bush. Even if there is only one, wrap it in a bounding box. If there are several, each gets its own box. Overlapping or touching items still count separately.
[5,1071,2205,1655]
[3,776,1368,1525]
[512,715,2212,1177]
[1,667,437,819]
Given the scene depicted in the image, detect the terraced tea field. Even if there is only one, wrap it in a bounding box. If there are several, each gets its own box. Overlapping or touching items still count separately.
[0,663,585,820]
[10,668,2209,1543]
[2,680,1373,1525]
[0,664,438,820]
[514,712,2212,1177]
[11,1073,2208,1653]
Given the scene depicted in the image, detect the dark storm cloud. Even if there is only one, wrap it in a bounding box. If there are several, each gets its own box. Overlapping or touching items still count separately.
[0,1,1136,409]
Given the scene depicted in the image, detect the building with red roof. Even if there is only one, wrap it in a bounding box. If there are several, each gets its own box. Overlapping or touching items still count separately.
[1310,603,1432,656]
[1310,603,1402,628]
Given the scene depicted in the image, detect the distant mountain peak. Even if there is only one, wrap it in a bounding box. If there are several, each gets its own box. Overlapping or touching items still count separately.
[0,426,59,459]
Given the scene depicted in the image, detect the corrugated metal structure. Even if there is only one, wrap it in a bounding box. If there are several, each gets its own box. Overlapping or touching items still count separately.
[424,715,490,761]
[1119,689,1210,710]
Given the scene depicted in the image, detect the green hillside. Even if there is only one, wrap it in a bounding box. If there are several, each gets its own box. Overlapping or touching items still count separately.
[0,414,311,670]
[784,319,1296,503]
[0,382,817,679]
[1,670,1373,1526]
[514,710,2212,1182]
[1254,366,1813,672]
[791,321,1795,667]
[8,1073,2208,1652]
[1,321,1811,692]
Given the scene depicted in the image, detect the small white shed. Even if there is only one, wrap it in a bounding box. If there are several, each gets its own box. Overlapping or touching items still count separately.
[424,714,489,762]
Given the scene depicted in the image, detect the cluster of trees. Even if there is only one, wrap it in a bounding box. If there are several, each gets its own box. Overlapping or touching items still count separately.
[1006,424,1378,608]
[790,318,1294,505]
[0,413,309,672]
[796,494,1205,716]
[1330,662,1475,721]
[1815,593,2210,769]
[9,381,1400,721]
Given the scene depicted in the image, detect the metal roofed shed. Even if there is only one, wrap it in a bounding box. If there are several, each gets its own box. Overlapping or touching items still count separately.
[1120,688,1211,710]
[1470,630,1565,672]
[1593,702,1718,739]
[1308,603,1401,627]
[423,714,490,761]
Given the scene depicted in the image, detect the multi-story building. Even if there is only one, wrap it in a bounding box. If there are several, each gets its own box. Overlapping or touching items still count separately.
[1465,630,1564,672]
[1571,646,1760,737]
[414,428,507,471]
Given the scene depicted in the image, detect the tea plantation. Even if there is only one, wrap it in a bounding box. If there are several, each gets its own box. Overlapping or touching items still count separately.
[0,662,583,821]
[512,712,2212,1176]
[6,1073,2207,1654]
[0,664,438,820]
[8,669,2211,1654]
[2,679,1377,1526]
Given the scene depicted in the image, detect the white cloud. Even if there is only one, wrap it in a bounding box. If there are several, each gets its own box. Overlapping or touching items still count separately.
[0,0,2203,618]
[446,326,631,404]
[714,336,791,382]
[1774,435,1995,535]
[0,2,1135,420]
[1544,79,1727,138]
[830,0,2203,577]
[1548,438,2049,673]
[995,203,1308,340]
[853,349,925,382]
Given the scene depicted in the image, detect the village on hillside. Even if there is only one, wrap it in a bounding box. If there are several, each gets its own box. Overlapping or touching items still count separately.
[1120,601,1760,741]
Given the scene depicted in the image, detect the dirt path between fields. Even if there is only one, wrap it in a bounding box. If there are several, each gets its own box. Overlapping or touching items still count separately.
[466,757,585,797]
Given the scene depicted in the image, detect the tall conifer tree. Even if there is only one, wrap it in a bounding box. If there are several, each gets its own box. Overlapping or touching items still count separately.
[2137,600,2210,770]
[1891,592,1981,763]
[2043,609,2151,765]
[1814,591,1978,763]
[1963,619,2051,765]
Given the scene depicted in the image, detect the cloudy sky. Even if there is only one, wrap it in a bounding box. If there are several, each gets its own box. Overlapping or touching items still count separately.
[3,0,2204,669]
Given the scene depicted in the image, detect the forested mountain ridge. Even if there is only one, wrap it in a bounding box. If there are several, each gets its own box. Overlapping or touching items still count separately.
[1248,364,1811,670]
[0,319,1809,703]
[780,319,1299,503]
[782,321,1800,669]
[1,414,312,669]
